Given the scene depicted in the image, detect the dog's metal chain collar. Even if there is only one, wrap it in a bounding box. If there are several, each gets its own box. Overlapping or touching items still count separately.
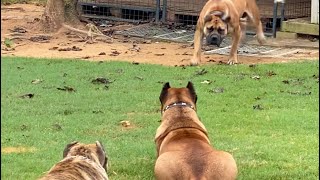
[163,102,195,112]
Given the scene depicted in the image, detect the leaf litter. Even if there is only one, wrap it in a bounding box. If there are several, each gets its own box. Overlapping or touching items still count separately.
[57,86,76,92]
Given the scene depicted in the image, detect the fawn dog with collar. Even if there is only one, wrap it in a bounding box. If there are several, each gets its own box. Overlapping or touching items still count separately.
[154,82,237,180]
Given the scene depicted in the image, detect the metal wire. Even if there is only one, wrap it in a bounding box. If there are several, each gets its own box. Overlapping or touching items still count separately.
[78,0,159,22]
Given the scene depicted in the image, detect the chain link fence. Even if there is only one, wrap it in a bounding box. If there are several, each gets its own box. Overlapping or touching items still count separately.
[258,0,311,35]
[78,0,312,33]
[78,0,160,22]
[162,0,311,33]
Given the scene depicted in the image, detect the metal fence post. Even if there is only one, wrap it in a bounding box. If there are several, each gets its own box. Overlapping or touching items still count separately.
[162,0,167,22]
[272,0,278,38]
[273,0,285,38]
[156,0,160,22]
[280,1,285,29]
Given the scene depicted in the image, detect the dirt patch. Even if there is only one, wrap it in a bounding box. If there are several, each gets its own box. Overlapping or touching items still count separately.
[2,146,37,154]
[1,4,319,66]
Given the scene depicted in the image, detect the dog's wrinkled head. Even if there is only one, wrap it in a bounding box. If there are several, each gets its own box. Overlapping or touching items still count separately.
[203,11,230,47]
[63,141,108,171]
[159,81,197,112]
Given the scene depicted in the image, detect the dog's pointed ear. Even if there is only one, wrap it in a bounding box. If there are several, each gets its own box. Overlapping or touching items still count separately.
[186,81,197,104]
[204,14,212,23]
[159,82,170,104]
[96,141,108,171]
[63,141,78,158]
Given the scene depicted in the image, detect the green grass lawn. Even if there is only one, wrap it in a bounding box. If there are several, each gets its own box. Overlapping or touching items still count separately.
[1,57,319,180]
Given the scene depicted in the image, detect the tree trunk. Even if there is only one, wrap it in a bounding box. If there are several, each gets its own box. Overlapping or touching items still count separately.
[41,0,82,32]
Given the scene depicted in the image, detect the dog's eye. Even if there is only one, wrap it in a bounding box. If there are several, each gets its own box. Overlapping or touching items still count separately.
[218,28,225,33]
[207,27,214,32]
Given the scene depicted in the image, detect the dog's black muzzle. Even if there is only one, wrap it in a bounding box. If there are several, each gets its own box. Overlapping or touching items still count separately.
[206,34,223,47]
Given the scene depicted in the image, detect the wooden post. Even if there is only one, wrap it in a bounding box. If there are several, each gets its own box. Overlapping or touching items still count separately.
[311,0,319,24]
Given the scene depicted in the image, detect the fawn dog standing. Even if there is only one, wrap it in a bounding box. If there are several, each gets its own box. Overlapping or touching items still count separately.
[154,82,237,179]
[191,0,266,65]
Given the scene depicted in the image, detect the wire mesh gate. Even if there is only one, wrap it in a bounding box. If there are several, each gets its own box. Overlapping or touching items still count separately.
[78,0,161,22]
[116,23,304,58]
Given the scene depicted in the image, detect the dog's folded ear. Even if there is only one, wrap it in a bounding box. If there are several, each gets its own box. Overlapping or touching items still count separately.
[222,15,231,23]
[209,11,231,23]
[186,81,197,104]
[95,141,108,171]
[204,14,213,23]
[219,11,231,23]
[159,82,171,104]
[63,141,78,158]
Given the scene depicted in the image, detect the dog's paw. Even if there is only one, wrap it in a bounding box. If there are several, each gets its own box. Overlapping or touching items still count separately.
[190,58,200,66]
[227,60,235,65]
[257,34,267,45]
[227,58,238,65]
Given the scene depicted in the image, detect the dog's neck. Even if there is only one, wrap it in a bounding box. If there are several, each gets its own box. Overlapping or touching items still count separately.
[160,106,205,131]
[155,108,209,156]
[63,155,94,163]
[63,155,101,168]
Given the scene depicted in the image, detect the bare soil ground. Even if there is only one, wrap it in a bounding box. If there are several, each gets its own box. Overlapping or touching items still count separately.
[1,146,37,154]
[1,4,319,66]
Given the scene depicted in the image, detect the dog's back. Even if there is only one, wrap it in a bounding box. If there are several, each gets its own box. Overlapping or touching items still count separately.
[155,128,237,180]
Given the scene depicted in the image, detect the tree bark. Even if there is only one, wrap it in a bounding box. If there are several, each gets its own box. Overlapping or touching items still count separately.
[41,0,81,33]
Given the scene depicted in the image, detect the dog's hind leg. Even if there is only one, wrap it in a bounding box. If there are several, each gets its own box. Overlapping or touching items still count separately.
[255,20,266,44]
[247,5,266,44]
[240,21,247,47]
[239,12,250,46]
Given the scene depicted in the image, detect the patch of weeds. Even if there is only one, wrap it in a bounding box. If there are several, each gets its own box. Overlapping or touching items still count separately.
[4,38,13,48]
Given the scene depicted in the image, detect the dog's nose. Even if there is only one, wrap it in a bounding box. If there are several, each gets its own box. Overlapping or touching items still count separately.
[215,37,222,47]
[211,35,218,42]
[207,35,222,47]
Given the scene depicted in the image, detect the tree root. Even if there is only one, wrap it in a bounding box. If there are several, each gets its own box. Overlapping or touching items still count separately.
[62,24,113,43]
[1,7,25,11]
